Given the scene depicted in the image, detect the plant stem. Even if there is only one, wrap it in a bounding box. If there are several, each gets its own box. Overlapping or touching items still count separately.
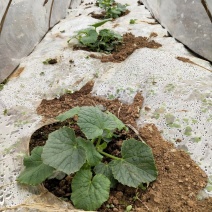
[91,138,96,144]
[98,149,121,160]
[96,137,101,146]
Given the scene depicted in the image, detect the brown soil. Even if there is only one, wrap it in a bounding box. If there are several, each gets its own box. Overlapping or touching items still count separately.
[89,33,162,63]
[37,81,142,127]
[8,66,25,79]
[137,1,144,6]
[176,56,212,72]
[90,9,130,20]
[46,58,57,64]
[33,81,212,211]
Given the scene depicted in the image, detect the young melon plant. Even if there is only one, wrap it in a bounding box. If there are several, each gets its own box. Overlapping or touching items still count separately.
[96,0,128,19]
[70,19,122,53]
[17,106,158,211]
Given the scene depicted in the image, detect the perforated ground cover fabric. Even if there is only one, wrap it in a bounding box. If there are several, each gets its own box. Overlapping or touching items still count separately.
[141,0,212,62]
[0,0,82,83]
[0,0,212,210]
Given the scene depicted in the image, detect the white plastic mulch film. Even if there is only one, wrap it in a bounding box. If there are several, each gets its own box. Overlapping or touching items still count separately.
[0,0,212,211]
[141,0,212,62]
[0,0,81,83]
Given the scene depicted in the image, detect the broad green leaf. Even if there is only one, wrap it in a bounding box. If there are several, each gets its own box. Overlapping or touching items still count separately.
[56,107,80,122]
[77,138,103,166]
[106,111,126,130]
[42,127,86,175]
[117,3,128,12]
[77,28,94,34]
[94,163,117,188]
[111,8,122,15]
[17,147,54,185]
[97,0,114,9]
[90,19,112,29]
[80,29,98,45]
[99,29,122,42]
[77,106,125,139]
[109,139,157,187]
[98,29,112,37]
[48,170,66,180]
[102,129,113,140]
[71,169,110,211]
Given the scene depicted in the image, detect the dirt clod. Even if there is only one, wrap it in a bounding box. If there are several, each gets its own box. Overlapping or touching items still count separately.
[90,33,162,63]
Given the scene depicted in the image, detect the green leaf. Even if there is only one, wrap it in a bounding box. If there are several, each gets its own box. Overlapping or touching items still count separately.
[102,130,113,143]
[111,8,122,15]
[98,29,112,37]
[109,139,157,187]
[99,29,122,41]
[71,169,110,210]
[94,163,117,188]
[97,0,114,9]
[48,170,66,180]
[80,29,98,45]
[98,142,108,151]
[106,111,126,130]
[90,19,112,29]
[42,127,86,175]
[77,138,103,166]
[77,28,93,34]
[56,107,80,122]
[77,106,126,139]
[117,3,127,12]
[130,19,137,24]
[17,147,54,185]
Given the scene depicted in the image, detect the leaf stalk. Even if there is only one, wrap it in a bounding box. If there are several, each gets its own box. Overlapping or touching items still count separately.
[96,137,102,146]
[97,149,121,160]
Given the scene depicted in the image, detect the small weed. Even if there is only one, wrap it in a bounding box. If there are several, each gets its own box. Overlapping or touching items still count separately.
[132,188,144,202]
[0,79,8,91]
[148,89,156,96]
[150,76,157,85]
[60,30,65,33]
[206,176,212,192]
[165,113,175,125]
[0,84,4,91]
[168,123,181,128]
[165,83,175,92]
[127,87,135,94]
[108,94,115,99]
[40,72,45,76]
[152,112,160,119]
[65,89,73,94]
[3,109,8,116]
[106,203,115,209]
[183,118,189,124]
[192,137,201,143]
[125,205,132,212]
[192,119,198,124]
[14,120,29,127]
[43,58,57,65]
[184,126,192,136]
[93,72,99,78]
[130,19,137,24]
[20,84,25,88]
[139,183,148,190]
